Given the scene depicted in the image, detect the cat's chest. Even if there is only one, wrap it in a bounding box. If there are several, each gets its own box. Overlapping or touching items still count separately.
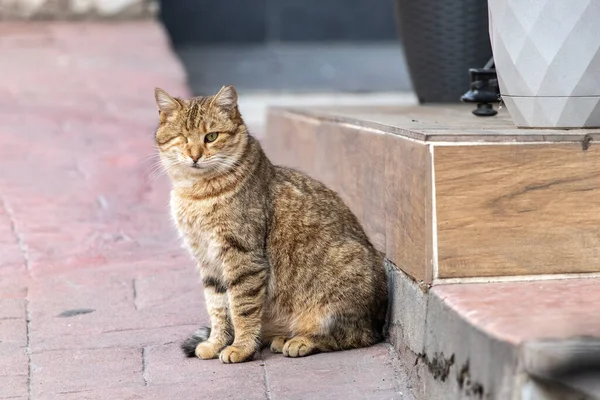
[170,195,222,270]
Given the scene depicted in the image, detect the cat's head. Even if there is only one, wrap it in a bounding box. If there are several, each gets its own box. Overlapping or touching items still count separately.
[153,85,247,179]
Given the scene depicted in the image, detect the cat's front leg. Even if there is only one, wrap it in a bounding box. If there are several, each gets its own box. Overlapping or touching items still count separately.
[219,250,268,364]
[194,275,233,359]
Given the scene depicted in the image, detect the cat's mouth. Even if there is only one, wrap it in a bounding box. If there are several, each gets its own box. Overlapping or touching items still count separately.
[184,159,218,173]
[188,162,211,173]
[188,160,206,169]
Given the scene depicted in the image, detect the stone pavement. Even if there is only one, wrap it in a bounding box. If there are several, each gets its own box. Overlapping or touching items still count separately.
[0,21,412,399]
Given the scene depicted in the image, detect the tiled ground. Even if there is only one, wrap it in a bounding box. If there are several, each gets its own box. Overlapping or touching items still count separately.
[0,21,412,399]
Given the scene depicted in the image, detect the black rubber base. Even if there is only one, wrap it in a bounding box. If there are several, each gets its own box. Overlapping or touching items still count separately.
[472,103,497,117]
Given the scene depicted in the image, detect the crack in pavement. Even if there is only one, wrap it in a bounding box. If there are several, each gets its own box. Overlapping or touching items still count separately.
[1,195,30,271]
[259,351,273,400]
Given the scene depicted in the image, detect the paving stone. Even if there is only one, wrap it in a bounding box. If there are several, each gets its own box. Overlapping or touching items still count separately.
[27,265,203,352]
[0,319,27,347]
[27,270,136,321]
[0,268,28,299]
[0,201,23,267]
[263,344,402,400]
[144,343,266,399]
[31,323,198,353]
[0,298,26,319]
[40,383,260,400]
[30,347,144,396]
[0,374,28,399]
[0,344,29,376]
[133,268,204,313]
[29,299,200,352]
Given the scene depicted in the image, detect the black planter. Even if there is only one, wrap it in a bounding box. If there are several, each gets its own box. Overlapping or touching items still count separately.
[395,0,492,103]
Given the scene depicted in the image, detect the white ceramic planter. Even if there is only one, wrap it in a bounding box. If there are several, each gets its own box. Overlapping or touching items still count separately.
[488,0,600,128]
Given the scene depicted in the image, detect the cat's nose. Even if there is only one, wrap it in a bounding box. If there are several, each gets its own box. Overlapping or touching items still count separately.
[190,155,201,163]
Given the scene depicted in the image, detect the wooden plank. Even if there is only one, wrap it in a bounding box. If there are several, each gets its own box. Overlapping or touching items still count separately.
[385,135,433,283]
[435,144,600,278]
[264,110,387,252]
[286,106,600,143]
[263,110,319,176]
[314,122,386,251]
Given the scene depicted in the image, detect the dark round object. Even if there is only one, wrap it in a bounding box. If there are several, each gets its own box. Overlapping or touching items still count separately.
[472,103,497,116]
[461,68,500,104]
[462,67,500,116]
[395,0,493,103]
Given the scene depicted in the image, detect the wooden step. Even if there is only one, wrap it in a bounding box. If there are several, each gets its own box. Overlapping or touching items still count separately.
[263,105,600,282]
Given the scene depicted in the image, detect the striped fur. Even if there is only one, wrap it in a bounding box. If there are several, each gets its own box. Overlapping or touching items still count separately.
[155,86,388,364]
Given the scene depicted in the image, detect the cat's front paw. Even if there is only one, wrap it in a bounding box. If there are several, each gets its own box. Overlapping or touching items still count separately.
[194,341,222,360]
[219,344,255,363]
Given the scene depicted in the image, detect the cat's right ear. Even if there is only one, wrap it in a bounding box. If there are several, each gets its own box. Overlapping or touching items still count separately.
[154,88,181,115]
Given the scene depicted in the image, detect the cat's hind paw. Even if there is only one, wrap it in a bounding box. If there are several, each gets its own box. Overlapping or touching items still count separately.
[282,336,317,358]
[269,336,287,353]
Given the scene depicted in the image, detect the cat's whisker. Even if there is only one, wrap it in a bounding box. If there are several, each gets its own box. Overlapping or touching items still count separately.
[209,160,240,176]
[140,154,162,170]
[148,171,167,183]
[149,169,168,182]
[146,167,163,180]
[142,152,160,162]
[146,161,166,176]
[147,159,173,182]
[147,160,164,171]
[209,157,243,170]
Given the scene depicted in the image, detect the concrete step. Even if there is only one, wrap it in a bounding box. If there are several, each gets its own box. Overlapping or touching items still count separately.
[523,338,600,399]
[387,266,600,399]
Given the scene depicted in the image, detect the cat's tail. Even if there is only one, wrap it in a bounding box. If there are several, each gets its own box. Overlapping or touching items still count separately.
[181,326,211,357]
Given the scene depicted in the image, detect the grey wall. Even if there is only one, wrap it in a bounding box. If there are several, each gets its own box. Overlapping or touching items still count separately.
[160,0,398,45]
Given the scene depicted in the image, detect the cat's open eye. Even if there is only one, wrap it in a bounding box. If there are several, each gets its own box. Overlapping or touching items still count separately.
[205,132,219,143]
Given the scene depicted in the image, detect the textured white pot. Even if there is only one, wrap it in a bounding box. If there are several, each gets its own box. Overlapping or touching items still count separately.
[488,0,600,128]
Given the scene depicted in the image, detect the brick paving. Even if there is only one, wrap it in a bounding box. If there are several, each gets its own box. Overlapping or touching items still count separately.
[0,21,410,399]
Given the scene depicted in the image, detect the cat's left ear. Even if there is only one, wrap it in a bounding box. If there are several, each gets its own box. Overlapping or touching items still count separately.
[154,88,181,115]
[213,85,238,110]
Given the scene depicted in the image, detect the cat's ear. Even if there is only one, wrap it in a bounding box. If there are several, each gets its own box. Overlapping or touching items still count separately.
[154,88,181,115]
[213,85,238,110]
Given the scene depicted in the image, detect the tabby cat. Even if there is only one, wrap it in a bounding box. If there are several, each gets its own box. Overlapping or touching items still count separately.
[154,85,388,364]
